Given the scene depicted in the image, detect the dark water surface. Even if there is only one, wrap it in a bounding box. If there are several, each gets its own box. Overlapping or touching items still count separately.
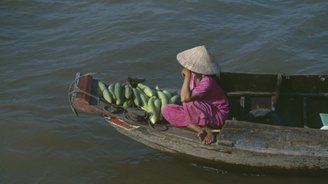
[1,0,327,183]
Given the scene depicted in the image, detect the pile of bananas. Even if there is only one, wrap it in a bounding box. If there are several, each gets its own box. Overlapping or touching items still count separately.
[98,80,180,124]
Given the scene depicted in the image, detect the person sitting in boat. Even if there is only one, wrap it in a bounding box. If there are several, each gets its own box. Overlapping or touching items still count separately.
[162,45,229,145]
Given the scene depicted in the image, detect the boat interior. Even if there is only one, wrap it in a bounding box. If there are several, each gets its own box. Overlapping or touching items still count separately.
[219,72,328,128]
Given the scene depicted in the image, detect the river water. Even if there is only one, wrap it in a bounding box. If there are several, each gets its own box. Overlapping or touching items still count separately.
[1,0,327,183]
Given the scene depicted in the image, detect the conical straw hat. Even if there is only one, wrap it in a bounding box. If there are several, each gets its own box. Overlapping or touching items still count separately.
[176,45,219,75]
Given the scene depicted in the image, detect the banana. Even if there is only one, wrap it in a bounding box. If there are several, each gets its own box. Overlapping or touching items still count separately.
[123,100,133,109]
[98,80,107,92]
[137,83,155,97]
[102,88,114,104]
[147,97,162,124]
[114,82,124,105]
[132,88,142,107]
[124,84,133,99]
[147,97,157,124]
[157,90,169,110]
[170,95,180,104]
[154,98,161,114]
[139,90,149,109]
[108,83,116,100]
[162,90,172,100]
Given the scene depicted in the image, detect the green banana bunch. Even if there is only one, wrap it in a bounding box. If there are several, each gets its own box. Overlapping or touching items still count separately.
[98,80,181,124]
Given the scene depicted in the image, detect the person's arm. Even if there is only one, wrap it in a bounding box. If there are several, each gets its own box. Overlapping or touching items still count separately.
[180,68,196,102]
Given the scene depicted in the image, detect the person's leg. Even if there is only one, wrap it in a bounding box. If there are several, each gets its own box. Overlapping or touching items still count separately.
[162,104,188,126]
[186,123,202,132]
[187,124,206,142]
[163,103,216,145]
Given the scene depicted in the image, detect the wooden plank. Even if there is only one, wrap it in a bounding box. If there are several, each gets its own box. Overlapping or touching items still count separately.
[227,91,275,96]
[283,75,328,93]
[227,91,328,97]
[220,72,278,92]
[220,72,328,94]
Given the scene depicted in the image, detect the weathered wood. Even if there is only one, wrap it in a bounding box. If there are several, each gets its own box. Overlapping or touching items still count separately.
[227,91,275,96]
[283,92,328,97]
[76,75,92,102]
[221,120,328,157]
[218,72,328,128]
[220,72,328,93]
[106,116,328,171]
[227,91,328,97]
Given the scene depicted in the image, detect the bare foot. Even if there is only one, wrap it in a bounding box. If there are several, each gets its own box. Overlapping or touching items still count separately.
[187,124,215,145]
[197,129,207,142]
[203,128,215,145]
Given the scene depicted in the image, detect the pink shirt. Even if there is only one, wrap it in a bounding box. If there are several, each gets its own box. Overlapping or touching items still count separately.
[190,72,229,111]
[161,72,229,127]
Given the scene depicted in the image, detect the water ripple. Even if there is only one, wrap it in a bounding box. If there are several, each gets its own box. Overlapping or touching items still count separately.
[1,0,328,183]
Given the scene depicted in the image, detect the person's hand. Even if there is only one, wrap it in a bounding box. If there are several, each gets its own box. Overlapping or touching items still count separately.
[181,68,191,78]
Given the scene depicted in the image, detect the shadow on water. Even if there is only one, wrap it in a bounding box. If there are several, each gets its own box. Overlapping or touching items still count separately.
[105,150,328,184]
[180,154,328,177]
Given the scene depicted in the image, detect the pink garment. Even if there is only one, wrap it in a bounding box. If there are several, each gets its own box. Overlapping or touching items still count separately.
[162,73,229,128]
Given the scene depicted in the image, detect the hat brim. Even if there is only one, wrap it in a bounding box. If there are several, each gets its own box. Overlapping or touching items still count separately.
[176,45,219,75]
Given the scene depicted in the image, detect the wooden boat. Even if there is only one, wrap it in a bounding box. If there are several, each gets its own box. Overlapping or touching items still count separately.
[68,72,328,173]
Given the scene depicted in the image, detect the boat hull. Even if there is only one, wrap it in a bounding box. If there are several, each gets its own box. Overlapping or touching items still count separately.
[105,115,328,172]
